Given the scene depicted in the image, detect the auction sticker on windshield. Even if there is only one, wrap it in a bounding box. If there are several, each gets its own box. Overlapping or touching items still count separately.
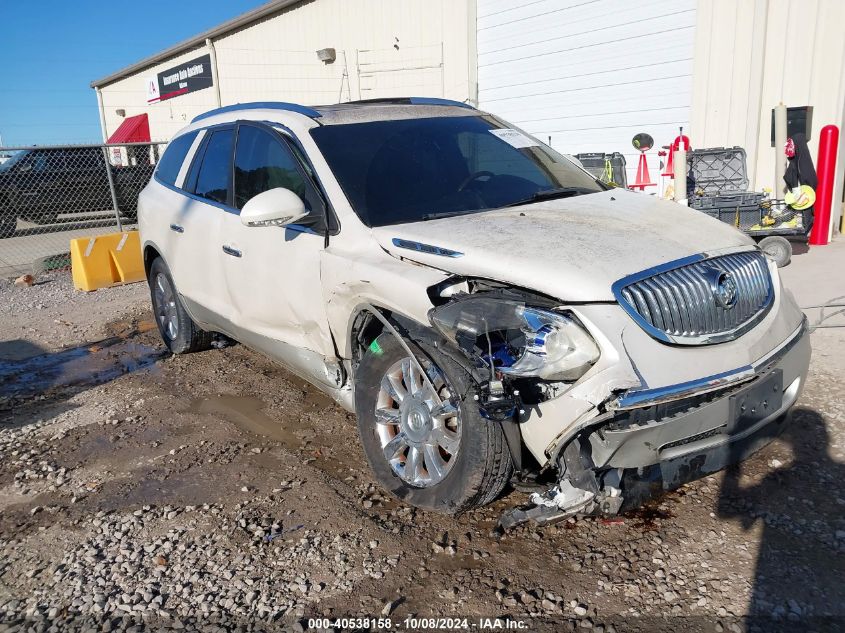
[489,128,541,149]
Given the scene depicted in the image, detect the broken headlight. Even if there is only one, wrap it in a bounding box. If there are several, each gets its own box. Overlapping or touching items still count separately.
[429,296,600,381]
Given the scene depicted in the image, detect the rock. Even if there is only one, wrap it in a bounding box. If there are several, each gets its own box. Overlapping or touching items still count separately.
[14,274,35,287]
[574,605,588,616]
[381,599,399,616]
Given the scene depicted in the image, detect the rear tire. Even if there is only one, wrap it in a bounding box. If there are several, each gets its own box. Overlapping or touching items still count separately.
[0,194,16,238]
[355,332,513,514]
[148,257,213,354]
[759,236,792,268]
[0,215,15,239]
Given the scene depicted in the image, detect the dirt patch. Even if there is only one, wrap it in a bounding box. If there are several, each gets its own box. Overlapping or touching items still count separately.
[0,271,843,631]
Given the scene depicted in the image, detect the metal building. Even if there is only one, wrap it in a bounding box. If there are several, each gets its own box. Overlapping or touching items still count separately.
[92,0,845,234]
[91,0,476,141]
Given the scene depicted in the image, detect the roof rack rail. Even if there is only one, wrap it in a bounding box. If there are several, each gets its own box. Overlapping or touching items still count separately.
[344,97,475,109]
[192,101,322,123]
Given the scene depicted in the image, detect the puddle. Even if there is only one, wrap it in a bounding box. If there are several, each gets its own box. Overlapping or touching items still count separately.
[189,394,302,447]
[279,374,335,410]
[105,318,158,338]
[0,323,166,402]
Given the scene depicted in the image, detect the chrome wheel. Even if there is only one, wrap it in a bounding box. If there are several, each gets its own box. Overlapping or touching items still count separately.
[153,272,178,341]
[374,356,461,487]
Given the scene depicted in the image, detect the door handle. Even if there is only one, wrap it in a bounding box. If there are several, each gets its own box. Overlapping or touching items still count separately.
[169,223,184,233]
[222,245,242,258]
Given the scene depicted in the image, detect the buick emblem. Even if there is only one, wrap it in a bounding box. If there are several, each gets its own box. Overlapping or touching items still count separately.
[705,267,738,309]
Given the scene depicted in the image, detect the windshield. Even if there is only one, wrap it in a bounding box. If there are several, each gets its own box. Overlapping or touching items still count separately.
[0,150,28,173]
[310,114,603,227]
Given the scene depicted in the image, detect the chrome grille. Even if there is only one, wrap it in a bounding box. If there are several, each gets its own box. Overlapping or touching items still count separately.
[614,250,774,345]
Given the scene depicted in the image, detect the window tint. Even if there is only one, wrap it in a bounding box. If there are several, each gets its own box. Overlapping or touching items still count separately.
[156,130,199,187]
[310,115,602,227]
[65,149,102,170]
[456,132,548,186]
[21,151,63,172]
[234,125,306,209]
[194,129,234,205]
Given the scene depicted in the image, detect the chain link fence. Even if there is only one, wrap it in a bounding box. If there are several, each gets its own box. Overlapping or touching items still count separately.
[0,141,166,277]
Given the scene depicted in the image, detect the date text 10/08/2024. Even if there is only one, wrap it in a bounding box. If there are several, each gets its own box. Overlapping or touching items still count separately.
[307,617,529,630]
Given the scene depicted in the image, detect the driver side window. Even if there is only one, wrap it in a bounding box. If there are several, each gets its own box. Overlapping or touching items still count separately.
[21,152,54,173]
[234,125,309,211]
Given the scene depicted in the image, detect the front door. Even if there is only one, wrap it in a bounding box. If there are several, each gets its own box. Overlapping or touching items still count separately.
[217,122,336,383]
[15,150,63,221]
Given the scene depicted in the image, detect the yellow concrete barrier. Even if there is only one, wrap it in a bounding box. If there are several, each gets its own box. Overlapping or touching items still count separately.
[70,231,145,292]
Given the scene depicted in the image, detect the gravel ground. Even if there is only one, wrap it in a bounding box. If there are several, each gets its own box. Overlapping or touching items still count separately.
[0,269,843,633]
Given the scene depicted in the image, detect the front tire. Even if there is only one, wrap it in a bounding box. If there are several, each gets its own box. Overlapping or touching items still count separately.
[355,333,513,514]
[148,257,213,354]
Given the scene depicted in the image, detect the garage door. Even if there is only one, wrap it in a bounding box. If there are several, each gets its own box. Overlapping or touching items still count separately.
[477,0,696,184]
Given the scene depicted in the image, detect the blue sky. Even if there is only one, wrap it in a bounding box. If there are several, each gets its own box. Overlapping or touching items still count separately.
[0,0,263,147]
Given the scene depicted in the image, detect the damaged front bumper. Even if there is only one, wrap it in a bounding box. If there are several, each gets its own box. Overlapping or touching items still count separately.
[502,299,810,527]
[591,315,810,474]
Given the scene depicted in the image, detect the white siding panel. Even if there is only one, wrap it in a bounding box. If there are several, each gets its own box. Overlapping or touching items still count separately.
[478,0,696,184]
[98,0,473,141]
[690,0,845,235]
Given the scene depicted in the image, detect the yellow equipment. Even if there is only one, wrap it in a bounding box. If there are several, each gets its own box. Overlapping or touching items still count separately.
[70,231,145,291]
[784,185,815,210]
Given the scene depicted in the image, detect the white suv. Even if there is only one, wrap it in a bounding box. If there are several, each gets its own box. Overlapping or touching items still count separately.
[138,98,810,525]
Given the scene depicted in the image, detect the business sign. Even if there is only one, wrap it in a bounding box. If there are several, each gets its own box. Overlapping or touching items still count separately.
[146,53,213,104]
[145,76,160,104]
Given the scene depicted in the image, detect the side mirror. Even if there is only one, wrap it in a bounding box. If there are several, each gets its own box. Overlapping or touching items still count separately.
[240,187,308,228]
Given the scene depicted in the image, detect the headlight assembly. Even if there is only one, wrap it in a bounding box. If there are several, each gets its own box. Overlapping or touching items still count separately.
[428,296,600,381]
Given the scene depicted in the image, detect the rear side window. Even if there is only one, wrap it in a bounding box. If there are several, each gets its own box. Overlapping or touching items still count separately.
[234,125,306,209]
[155,130,199,186]
[65,149,102,170]
[194,129,234,205]
[21,151,63,172]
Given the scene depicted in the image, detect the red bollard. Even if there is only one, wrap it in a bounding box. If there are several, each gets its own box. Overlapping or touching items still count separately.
[809,124,839,246]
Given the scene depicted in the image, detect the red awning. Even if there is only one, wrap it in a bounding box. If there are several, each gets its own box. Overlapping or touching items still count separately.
[107,113,150,143]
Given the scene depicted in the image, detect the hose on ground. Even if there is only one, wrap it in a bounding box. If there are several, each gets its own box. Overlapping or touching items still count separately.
[801,296,845,331]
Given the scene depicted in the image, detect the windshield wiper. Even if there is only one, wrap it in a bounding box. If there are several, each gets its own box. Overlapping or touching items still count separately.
[420,210,479,221]
[419,186,598,220]
[503,186,597,208]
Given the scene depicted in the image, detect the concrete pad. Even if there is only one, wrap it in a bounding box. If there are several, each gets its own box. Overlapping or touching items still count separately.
[0,213,136,278]
[780,236,845,374]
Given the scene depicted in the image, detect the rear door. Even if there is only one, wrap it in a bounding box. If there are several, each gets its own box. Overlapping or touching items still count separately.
[63,148,111,215]
[167,126,235,328]
[16,150,62,220]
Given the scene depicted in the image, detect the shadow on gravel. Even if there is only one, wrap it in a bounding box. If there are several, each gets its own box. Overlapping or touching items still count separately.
[718,406,845,631]
[0,325,166,423]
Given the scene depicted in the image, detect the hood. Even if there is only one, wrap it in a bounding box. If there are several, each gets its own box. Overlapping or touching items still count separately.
[372,190,754,302]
